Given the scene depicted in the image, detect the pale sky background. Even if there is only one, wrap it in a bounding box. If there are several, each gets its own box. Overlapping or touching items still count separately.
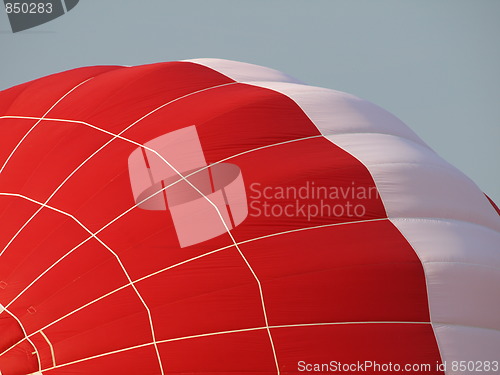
[1,0,499,202]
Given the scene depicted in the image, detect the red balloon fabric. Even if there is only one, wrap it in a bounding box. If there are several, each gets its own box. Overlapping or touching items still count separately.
[0,59,499,375]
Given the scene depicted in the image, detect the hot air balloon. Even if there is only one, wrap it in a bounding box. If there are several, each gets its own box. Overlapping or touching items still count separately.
[0,59,498,375]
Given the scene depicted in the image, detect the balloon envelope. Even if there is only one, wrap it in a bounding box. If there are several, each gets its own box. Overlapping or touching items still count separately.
[0,59,499,375]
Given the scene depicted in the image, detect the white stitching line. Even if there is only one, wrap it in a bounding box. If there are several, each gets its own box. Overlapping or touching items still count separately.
[40,330,56,367]
[0,214,386,360]
[0,78,93,175]
[37,320,430,372]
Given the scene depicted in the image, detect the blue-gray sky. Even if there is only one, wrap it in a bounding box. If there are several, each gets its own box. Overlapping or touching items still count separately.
[1,0,499,202]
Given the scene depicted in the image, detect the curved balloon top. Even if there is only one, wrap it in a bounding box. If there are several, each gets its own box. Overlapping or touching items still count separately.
[0,59,498,375]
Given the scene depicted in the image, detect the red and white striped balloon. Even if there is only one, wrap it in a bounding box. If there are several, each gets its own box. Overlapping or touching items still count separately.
[0,59,498,375]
